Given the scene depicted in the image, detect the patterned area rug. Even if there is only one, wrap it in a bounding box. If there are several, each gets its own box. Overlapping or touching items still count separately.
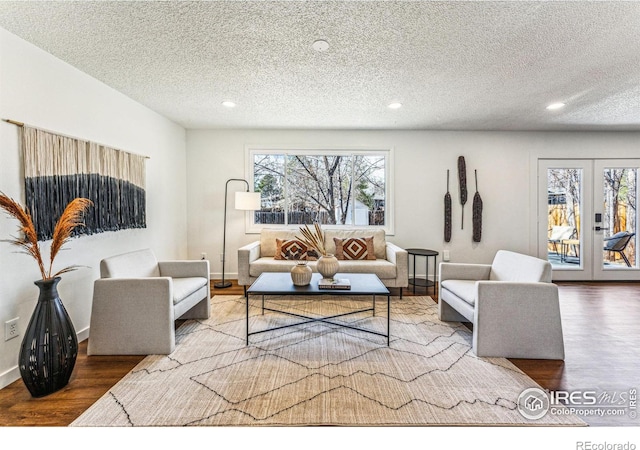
[71,295,585,427]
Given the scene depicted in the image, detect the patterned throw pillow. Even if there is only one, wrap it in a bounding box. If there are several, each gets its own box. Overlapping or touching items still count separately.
[333,236,376,260]
[274,239,319,260]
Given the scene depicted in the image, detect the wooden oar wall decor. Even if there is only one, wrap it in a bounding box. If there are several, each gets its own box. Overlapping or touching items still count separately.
[445,157,483,242]
[444,169,452,242]
[458,156,467,229]
[472,169,483,243]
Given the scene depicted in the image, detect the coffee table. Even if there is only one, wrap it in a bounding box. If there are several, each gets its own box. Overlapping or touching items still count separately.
[245,272,391,345]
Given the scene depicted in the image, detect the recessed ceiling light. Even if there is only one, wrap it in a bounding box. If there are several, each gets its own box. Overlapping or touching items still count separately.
[387,102,402,109]
[312,40,329,52]
[222,101,236,108]
[546,102,566,110]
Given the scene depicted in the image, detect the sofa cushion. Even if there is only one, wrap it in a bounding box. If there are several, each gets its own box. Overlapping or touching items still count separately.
[334,236,376,260]
[334,260,396,279]
[490,250,552,282]
[250,258,307,276]
[325,229,386,259]
[172,277,208,305]
[249,257,396,280]
[440,280,477,306]
[260,229,303,257]
[274,238,319,260]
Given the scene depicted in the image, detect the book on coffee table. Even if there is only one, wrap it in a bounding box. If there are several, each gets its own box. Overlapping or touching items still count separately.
[318,277,351,290]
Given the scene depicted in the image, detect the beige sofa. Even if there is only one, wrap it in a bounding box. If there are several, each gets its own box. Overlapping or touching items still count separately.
[238,228,408,297]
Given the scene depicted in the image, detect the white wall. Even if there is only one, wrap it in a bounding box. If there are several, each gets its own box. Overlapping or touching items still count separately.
[186,129,640,280]
[0,28,188,388]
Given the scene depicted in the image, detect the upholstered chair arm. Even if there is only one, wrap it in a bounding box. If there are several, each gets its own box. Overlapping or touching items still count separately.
[158,260,210,279]
[439,262,491,282]
[239,241,261,261]
[238,241,261,286]
[88,277,175,355]
[386,242,408,287]
[473,281,564,359]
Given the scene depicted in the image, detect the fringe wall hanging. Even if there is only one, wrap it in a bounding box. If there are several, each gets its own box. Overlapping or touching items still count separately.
[21,125,147,241]
[458,156,467,229]
[472,170,483,243]
[444,169,452,242]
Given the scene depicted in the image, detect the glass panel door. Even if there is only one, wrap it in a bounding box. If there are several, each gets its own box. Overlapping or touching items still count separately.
[593,160,640,280]
[538,160,593,280]
[538,159,640,281]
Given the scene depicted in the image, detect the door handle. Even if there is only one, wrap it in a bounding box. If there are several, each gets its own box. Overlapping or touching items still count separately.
[594,226,609,231]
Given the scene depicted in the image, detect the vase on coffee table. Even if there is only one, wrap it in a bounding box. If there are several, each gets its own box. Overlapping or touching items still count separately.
[291,261,313,286]
[317,254,339,279]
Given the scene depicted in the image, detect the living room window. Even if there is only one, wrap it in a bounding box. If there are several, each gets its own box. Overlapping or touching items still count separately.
[247,147,393,233]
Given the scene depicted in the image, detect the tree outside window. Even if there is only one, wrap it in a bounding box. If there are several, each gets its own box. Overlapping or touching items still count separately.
[252,150,388,228]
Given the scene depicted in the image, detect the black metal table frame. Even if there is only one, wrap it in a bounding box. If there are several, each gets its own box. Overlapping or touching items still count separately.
[406,248,438,296]
[246,293,390,346]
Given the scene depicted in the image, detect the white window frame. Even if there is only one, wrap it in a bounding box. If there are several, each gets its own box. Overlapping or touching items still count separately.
[245,145,395,235]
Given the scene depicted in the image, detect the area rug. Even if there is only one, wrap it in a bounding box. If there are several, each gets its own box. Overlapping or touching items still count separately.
[71,295,585,427]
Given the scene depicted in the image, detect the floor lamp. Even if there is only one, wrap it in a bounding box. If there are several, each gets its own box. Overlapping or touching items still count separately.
[215,178,261,288]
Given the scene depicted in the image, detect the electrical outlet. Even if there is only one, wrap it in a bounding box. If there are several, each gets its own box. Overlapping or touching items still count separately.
[220,253,225,262]
[201,252,207,260]
[443,250,450,261]
[5,318,19,341]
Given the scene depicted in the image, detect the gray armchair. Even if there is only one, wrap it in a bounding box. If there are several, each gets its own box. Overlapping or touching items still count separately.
[438,250,565,360]
[87,249,210,355]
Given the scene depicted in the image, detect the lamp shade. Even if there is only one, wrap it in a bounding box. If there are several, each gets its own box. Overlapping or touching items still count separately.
[235,191,261,211]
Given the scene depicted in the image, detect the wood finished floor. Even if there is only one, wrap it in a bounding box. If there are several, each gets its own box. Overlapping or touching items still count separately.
[0,280,638,427]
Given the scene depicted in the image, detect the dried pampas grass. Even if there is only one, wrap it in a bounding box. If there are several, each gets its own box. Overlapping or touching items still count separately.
[296,223,327,256]
[1,192,93,280]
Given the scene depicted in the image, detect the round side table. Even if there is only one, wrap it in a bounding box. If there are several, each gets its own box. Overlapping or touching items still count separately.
[406,248,439,296]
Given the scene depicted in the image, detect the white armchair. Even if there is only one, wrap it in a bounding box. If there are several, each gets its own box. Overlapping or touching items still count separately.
[438,250,565,360]
[87,249,210,355]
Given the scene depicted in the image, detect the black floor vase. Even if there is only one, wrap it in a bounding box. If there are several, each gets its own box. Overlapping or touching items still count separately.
[19,277,78,397]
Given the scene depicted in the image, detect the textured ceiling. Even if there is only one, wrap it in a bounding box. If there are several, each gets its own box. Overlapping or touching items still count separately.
[1,1,639,131]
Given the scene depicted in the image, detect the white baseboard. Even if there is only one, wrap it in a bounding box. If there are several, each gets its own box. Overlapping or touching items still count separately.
[210,272,238,280]
[77,326,89,343]
[0,365,20,390]
[0,327,91,391]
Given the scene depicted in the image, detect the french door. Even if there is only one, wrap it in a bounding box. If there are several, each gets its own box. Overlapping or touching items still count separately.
[538,159,639,281]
